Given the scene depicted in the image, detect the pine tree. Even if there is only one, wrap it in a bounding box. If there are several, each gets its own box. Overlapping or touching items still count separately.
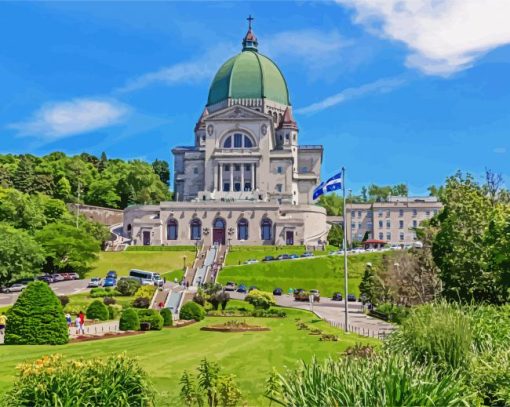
[12,157,35,194]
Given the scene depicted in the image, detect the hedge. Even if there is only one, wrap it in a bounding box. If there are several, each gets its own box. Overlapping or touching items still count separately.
[119,308,140,331]
[86,300,109,321]
[134,285,157,300]
[5,281,68,345]
[137,309,164,330]
[160,308,173,327]
[108,304,122,319]
[179,301,205,321]
[127,246,195,252]
[90,288,122,298]
[116,278,141,296]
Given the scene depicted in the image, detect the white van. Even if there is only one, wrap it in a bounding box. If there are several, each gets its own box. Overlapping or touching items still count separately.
[128,269,164,287]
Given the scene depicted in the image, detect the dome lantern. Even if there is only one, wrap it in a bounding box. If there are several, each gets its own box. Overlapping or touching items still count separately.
[242,15,258,52]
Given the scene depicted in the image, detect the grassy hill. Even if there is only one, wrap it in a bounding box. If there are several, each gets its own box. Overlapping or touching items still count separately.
[219,252,386,297]
[225,245,336,266]
[0,304,377,405]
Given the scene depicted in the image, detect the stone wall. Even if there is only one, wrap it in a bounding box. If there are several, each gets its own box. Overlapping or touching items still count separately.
[68,204,123,226]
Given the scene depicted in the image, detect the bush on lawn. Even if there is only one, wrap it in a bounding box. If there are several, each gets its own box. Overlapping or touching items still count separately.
[119,308,140,331]
[160,308,173,327]
[134,285,157,300]
[132,297,150,309]
[116,278,141,296]
[180,301,205,321]
[58,295,69,307]
[107,304,122,320]
[245,290,275,310]
[90,288,121,298]
[252,308,287,318]
[5,281,68,345]
[103,296,116,305]
[137,309,164,330]
[4,353,154,406]
[86,300,109,321]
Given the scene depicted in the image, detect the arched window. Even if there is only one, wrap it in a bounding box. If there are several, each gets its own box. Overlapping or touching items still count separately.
[238,218,249,240]
[244,136,253,148]
[190,219,202,240]
[222,133,255,149]
[127,224,132,238]
[261,218,272,241]
[223,136,232,148]
[213,218,225,229]
[167,219,178,240]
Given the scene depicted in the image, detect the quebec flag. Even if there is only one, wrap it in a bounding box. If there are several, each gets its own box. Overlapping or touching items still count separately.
[313,172,343,200]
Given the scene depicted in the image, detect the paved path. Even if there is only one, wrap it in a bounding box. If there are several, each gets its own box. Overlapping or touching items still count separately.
[230,292,394,338]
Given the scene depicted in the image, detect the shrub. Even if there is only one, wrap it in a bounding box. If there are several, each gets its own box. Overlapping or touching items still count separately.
[137,309,164,330]
[193,290,206,306]
[245,290,275,310]
[86,300,109,321]
[5,281,68,345]
[180,301,205,321]
[90,288,121,298]
[252,309,287,318]
[103,296,116,305]
[132,297,150,309]
[116,278,141,296]
[107,304,122,320]
[58,295,69,307]
[160,308,173,327]
[265,353,474,406]
[134,285,157,300]
[374,303,410,324]
[119,308,140,331]
[4,353,154,406]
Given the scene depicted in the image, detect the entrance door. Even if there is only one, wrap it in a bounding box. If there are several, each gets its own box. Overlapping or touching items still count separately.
[286,231,294,245]
[212,218,226,245]
[142,231,151,246]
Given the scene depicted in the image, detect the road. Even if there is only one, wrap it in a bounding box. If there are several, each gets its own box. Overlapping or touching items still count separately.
[0,279,91,308]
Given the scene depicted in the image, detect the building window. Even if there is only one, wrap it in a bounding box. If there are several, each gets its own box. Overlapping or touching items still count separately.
[386,220,391,228]
[276,184,282,193]
[400,232,404,241]
[223,133,254,149]
[351,211,355,218]
[213,218,225,229]
[351,223,355,229]
[234,133,242,148]
[261,218,272,241]
[378,210,383,217]
[358,210,362,217]
[399,220,404,229]
[285,133,289,140]
[426,210,430,216]
[193,167,198,174]
[277,166,283,174]
[379,232,384,240]
[386,232,391,241]
[167,219,178,240]
[245,164,251,171]
[244,136,253,148]
[223,182,230,192]
[399,209,404,217]
[357,233,363,240]
[378,220,383,228]
[234,164,240,171]
[234,183,241,192]
[433,209,438,215]
[224,164,230,171]
[413,209,417,217]
[367,211,373,219]
[224,137,232,148]
[190,219,202,240]
[386,210,390,218]
[244,182,251,191]
[413,220,417,228]
[237,218,249,240]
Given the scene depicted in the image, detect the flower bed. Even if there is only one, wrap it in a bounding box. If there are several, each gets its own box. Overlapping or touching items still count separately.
[200,320,270,333]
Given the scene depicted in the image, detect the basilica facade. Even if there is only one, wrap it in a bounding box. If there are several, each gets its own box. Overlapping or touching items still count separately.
[124,23,329,247]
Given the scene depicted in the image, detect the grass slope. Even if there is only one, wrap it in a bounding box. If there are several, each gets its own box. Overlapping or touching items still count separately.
[219,252,384,297]
[89,251,195,278]
[0,306,377,405]
[226,245,336,266]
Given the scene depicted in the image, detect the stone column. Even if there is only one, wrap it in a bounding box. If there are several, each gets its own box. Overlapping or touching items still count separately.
[250,163,254,191]
[213,164,217,191]
[230,164,234,192]
[241,164,245,191]
[219,164,223,191]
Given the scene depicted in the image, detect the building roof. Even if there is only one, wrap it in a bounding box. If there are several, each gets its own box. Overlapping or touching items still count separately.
[207,26,290,107]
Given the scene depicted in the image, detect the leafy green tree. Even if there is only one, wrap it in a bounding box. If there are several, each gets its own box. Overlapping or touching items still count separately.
[358,263,384,305]
[12,156,36,194]
[198,358,220,407]
[245,290,276,310]
[86,179,121,208]
[0,223,45,286]
[119,308,140,331]
[86,300,109,321]
[152,159,170,186]
[55,177,72,201]
[327,224,343,247]
[35,222,100,277]
[5,281,68,345]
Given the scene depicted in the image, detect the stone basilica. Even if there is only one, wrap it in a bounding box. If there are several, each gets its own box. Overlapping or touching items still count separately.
[124,22,329,247]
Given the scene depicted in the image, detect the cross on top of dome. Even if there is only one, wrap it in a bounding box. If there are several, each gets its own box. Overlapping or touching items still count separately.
[242,15,258,52]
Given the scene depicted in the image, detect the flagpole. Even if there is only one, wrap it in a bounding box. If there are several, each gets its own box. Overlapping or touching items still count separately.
[342,167,349,332]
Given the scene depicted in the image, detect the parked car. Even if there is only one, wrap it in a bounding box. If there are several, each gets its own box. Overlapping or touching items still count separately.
[103,277,116,287]
[273,288,283,296]
[106,270,118,279]
[332,292,343,301]
[310,289,320,301]
[88,277,102,288]
[51,273,65,282]
[294,289,319,302]
[236,284,247,293]
[248,286,258,292]
[2,283,26,293]
[289,254,299,259]
[59,273,74,281]
[36,275,53,284]
[243,259,259,265]
[276,254,290,260]
[301,252,314,258]
[224,281,237,291]
[262,256,275,262]
[347,294,357,302]
[389,245,402,250]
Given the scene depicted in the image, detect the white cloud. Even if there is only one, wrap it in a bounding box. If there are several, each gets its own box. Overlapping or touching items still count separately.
[337,0,510,75]
[295,76,406,114]
[9,98,130,140]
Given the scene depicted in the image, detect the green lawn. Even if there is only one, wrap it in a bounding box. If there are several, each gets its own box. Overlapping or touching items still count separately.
[89,250,195,278]
[225,245,336,266]
[0,306,377,405]
[219,252,385,297]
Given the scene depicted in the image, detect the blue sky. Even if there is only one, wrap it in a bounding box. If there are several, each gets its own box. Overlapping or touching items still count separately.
[1,1,510,194]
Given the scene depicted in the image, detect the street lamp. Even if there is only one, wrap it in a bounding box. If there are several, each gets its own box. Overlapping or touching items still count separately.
[183,255,187,270]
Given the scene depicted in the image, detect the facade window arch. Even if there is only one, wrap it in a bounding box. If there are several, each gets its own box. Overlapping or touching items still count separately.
[190,218,202,240]
[261,218,273,241]
[222,133,255,149]
[127,224,132,238]
[167,219,178,240]
[213,218,226,229]
[237,218,249,240]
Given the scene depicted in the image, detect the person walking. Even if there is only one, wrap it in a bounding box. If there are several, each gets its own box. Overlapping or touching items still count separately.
[78,311,85,334]
[0,312,7,336]
[65,313,72,328]
[75,314,82,335]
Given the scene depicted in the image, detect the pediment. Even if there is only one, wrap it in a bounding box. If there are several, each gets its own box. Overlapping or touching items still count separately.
[206,105,270,121]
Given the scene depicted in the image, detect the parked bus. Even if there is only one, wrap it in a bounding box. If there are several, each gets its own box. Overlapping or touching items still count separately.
[128,269,164,287]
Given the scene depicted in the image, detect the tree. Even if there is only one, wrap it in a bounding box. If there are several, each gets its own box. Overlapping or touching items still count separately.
[35,222,100,277]
[117,278,141,296]
[12,156,36,194]
[5,281,68,344]
[327,224,343,247]
[152,159,170,186]
[180,301,206,321]
[86,300,109,321]
[119,308,140,331]
[245,290,275,310]
[0,223,45,286]
[86,179,121,208]
[358,263,384,305]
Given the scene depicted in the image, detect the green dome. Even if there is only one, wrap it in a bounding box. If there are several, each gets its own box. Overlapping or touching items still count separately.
[207,50,291,107]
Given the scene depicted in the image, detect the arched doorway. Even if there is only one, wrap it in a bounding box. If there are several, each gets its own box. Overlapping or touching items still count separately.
[212,218,226,245]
